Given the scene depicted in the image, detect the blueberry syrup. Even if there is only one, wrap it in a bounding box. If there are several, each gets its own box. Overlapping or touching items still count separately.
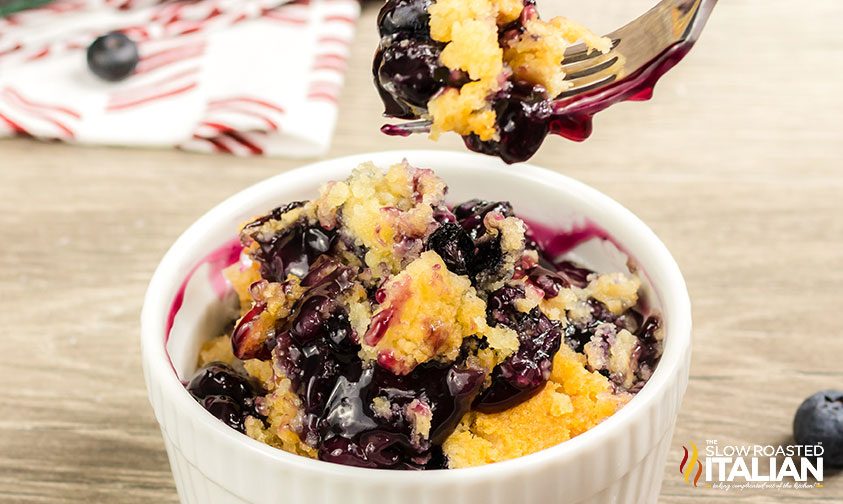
[523,218,613,258]
[166,237,243,340]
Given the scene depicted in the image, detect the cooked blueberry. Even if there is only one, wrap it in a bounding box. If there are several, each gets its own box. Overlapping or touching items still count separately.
[242,201,306,234]
[614,309,644,334]
[304,227,333,255]
[476,285,562,412]
[554,260,593,288]
[247,218,337,282]
[377,38,447,112]
[310,358,484,469]
[426,223,474,276]
[528,267,568,298]
[202,395,246,432]
[587,297,617,323]
[300,255,353,290]
[290,296,332,346]
[463,82,553,164]
[373,46,419,120]
[231,303,271,360]
[470,238,504,280]
[564,321,594,353]
[377,0,432,37]
[188,363,265,433]
[187,362,259,404]
[87,32,139,82]
[453,199,514,240]
[794,391,843,467]
[485,284,524,326]
[325,311,357,355]
[242,204,337,282]
[635,316,662,372]
[432,206,457,224]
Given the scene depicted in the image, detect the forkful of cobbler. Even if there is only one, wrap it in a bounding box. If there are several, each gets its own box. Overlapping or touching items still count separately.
[374,0,718,163]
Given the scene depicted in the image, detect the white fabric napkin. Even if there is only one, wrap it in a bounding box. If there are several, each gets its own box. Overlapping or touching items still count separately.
[0,0,359,157]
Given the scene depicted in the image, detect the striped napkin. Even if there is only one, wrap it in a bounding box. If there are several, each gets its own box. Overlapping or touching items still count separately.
[0,0,359,157]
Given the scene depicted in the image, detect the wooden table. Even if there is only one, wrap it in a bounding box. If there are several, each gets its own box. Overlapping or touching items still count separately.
[1,1,841,502]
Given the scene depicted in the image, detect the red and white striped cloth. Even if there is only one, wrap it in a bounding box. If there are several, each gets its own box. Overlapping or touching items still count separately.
[0,0,359,156]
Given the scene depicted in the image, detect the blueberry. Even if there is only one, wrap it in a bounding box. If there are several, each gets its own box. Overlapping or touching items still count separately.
[290,295,332,346]
[476,285,562,412]
[528,267,568,298]
[452,199,514,240]
[304,227,333,255]
[463,82,553,164]
[377,0,432,38]
[373,46,419,120]
[794,390,843,467]
[187,362,259,404]
[86,32,139,82]
[426,223,474,276]
[242,203,337,282]
[188,363,265,433]
[202,395,246,432]
[377,38,447,112]
[554,260,593,288]
[635,316,662,372]
[231,303,271,360]
[564,321,594,353]
[244,209,337,282]
[315,361,484,469]
[242,201,306,232]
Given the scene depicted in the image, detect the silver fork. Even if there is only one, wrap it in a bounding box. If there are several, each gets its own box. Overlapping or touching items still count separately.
[382,0,718,136]
[556,0,718,100]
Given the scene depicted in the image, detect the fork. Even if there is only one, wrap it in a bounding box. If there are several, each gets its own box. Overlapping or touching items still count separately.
[550,0,718,138]
[382,0,718,138]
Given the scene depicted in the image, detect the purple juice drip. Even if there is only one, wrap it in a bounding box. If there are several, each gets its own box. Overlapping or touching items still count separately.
[523,217,614,258]
[380,124,413,137]
[166,237,243,341]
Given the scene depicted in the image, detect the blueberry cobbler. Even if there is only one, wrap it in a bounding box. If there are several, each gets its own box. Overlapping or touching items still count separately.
[374,0,612,163]
[186,161,663,469]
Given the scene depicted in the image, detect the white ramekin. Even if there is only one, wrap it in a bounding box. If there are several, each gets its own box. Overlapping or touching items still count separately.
[141,150,692,504]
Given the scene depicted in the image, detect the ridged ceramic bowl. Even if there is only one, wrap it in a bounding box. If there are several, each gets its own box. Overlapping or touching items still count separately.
[141,150,692,504]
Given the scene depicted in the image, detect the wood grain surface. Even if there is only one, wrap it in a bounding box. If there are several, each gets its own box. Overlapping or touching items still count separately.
[1,1,841,502]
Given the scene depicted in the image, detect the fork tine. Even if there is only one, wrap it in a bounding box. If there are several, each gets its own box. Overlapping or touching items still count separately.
[559,53,624,98]
[561,44,596,65]
[562,38,619,66]
[381,120,432,136]
[554,0,716,105]
[564,55,620,81]
[557,74,618,99]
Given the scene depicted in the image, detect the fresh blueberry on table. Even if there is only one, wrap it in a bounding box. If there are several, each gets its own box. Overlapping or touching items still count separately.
[86,32,139,82]
[793,390,843,467]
